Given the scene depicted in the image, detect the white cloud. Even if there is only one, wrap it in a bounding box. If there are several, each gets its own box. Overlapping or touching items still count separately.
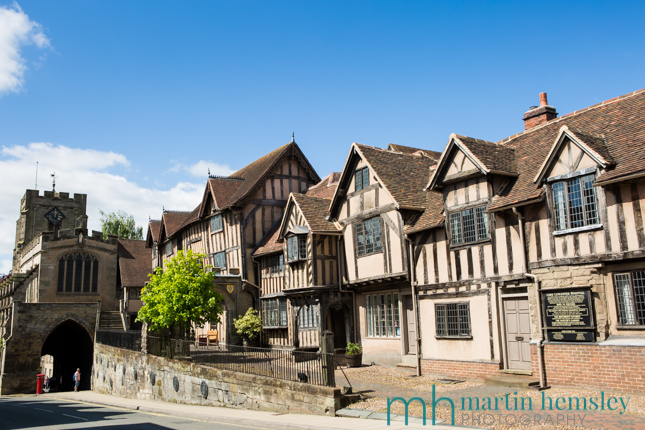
[0,3,50,94]
[0,142,205,275]
[168,159,235,178]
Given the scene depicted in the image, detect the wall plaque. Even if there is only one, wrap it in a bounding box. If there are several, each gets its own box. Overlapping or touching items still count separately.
[541,287,595,342]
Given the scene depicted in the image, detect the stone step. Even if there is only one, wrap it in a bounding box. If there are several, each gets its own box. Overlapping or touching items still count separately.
[99,311,124,330]
[484,375,540,389]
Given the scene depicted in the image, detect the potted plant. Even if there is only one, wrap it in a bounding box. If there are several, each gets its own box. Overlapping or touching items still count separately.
[345,342,363,367]
[233,308,262,346]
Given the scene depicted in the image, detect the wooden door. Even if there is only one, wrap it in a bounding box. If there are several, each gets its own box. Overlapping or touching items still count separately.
[405,296,416,354]
[503,298,532,370]
[330,307,347,349]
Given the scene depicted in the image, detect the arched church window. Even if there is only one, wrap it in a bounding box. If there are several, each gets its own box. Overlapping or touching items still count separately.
[56,252,99,293]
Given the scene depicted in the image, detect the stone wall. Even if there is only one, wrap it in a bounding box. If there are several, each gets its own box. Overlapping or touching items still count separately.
[92,343,342,416]
[529,264,609,340]
[531,343,645,395]
[0,302,98,394]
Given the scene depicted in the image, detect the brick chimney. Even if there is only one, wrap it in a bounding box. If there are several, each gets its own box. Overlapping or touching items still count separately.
[523,92,558,130]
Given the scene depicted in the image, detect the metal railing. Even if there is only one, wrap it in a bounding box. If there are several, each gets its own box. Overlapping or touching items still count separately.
[95,329,141,351]
[147,337,335,387]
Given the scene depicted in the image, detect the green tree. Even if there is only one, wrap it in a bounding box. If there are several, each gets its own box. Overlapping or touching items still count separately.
[99,210,143,240]
[136,250,223,332]
[234,308,262,342]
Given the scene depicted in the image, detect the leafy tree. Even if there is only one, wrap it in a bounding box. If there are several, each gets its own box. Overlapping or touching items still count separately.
[136,250,223,332]
[99,210,143,240]
[234,308,262,342]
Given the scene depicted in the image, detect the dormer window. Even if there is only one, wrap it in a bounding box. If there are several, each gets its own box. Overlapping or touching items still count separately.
[286,235,306,262]
[551,173,599,232]
[210,214,223,232]
[450,205,489,245]
[355,167,369,191]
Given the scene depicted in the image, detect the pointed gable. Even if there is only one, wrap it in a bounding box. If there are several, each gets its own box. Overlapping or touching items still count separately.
[534,125,615,184]
[329,143,435,216]
[159,210,191,242]
[145,220,161,248]
[488,88,645,211]
[225,141,320,208]
[427,134,517,190]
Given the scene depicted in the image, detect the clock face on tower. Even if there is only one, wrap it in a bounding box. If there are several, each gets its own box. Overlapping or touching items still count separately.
[45,207,65,226]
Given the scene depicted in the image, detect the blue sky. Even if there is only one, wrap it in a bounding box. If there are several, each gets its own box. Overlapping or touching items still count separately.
[1,1,644,273]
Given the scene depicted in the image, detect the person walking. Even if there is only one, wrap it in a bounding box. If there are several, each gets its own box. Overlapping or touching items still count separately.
[73,368,81,392]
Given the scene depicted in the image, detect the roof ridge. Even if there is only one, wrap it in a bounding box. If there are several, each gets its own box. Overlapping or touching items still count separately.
[498,88,645,145]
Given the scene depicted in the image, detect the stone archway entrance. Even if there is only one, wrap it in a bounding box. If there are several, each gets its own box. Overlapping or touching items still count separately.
[41,320,94,391]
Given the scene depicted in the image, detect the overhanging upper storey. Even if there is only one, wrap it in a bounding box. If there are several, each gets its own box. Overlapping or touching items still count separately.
[426,134,518,191]
[533,125,615,185]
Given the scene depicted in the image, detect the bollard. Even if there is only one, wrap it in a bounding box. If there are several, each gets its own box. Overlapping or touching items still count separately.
[320,331,335,387]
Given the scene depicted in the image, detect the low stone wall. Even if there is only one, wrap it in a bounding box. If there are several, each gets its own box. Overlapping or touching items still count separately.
[92,343,342,415]
[420,358,501,380]
[531,343,645,394]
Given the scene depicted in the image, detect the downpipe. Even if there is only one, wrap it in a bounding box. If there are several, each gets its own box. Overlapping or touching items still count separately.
[406,236,421,377]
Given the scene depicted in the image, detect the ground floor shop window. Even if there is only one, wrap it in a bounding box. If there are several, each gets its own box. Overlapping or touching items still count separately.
[435,302,471,338]
[366,292,400,337]
[614,271,645,326]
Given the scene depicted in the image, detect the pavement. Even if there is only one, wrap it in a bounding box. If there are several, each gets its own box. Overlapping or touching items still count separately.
[43,390,482,430]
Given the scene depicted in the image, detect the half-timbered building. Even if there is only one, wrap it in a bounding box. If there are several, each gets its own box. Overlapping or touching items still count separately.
[146,140,320,344]
[253,173,351,353]
[327,143,441,366]
[409,89,645,392]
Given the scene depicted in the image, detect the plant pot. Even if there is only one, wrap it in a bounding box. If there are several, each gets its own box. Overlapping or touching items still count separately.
[345,353,362,367]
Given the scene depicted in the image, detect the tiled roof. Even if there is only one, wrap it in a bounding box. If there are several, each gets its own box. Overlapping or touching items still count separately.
[455,135,517,175]
[388,144,442,160]
[489,88,645,211]
[404,186,445,234]
[253,224,282,256]
[294,193,340,234]
[118,239,151,288]
[223,141,320,208]
[305,172,340,200]
[147,220,161,243]
[178,205,201,230]
[206,177,244,210]
[162,211,192,238]
[358,144,434,210]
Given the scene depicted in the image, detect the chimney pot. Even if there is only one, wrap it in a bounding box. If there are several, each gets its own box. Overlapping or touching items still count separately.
[523,92,557,130]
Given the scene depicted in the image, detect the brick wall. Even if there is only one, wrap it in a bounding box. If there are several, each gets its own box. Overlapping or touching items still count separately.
[420,358,501,380]
[531,343,645,394]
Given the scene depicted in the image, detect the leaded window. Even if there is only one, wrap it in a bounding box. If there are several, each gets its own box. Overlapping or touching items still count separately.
[264,254,284,277]
[213,251,226,269]
[299,304,319,329]
[450,205,489,245]
[366,293,400,337]
[210,214,223,232]
[355,167,369,191]
[552,173,599,231]
[165,241,173,256]
[57,253,99,293]
[435,303,471,338]
[262,298,287,328]
[614,271,645,326]
[356,217,382,256]
[286,235,306,262]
